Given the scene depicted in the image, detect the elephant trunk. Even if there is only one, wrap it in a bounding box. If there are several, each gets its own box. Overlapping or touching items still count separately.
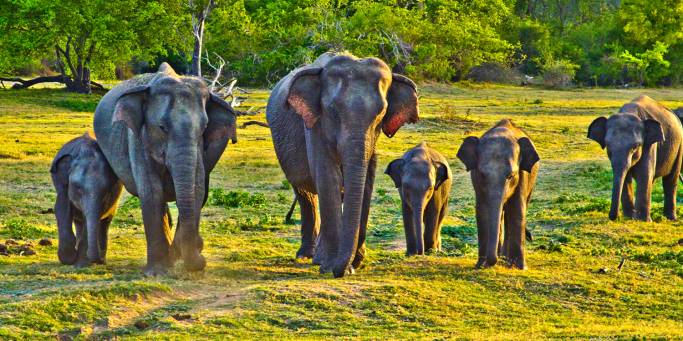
[85,202,102,263]
[609,155,630,221]
[411,200,425,255]
[334,137,372,277]
[170,144,206,271]
[479,188,505,267]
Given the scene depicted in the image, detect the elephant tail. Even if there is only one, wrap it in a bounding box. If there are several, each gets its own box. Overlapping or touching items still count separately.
[679,173,683,185]
[285,195,297,224]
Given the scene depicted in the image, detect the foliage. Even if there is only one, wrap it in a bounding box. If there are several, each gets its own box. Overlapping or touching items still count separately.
[0,0,185,92]
[1,218,47,240]
[209,189,267,208]
[3,0,683,87]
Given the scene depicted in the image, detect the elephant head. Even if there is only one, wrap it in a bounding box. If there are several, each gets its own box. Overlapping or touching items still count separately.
[385,155,449,255]
[457,130,539,267]
[112,63,236,271]
[587,113,664,220]
[286,55,419,276]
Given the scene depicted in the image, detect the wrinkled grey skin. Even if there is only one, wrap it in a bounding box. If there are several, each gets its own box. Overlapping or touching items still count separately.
[50,133,123,267]
[588,95,683,222]
[457,119,539,269]
[385,142,451,255]
[93,63,237,276]
[267,52,419,277]
[674,107,683,122]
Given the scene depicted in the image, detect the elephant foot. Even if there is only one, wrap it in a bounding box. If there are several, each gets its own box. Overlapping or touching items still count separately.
[296,244,316,259]
[74,259,91,269]
[183,252,206,272]
[505,255,526,270]
[476,256,497,269]
[351,245,366,270]
[635,215,652,222]
[665,213,677,221]
[143,263,170,277]
[58,247,78,265]
[332,263,355,278]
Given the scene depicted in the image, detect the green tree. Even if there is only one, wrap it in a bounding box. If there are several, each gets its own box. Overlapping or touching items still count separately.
[0,0,185,93]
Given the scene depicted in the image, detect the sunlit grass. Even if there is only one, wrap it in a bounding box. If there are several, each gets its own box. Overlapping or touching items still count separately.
[0,84,681,339]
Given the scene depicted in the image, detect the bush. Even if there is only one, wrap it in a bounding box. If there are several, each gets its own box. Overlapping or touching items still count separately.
[466,62,522,84]
[542,59,579,88]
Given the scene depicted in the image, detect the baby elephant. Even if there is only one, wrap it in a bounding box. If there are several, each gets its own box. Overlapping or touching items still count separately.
[588,96,683,221]
[50,133,123,267]
[385,142,452,255]
[457,119,539,269]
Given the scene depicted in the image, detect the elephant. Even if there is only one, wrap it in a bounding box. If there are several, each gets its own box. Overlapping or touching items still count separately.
[50,133,123,267]
[93,63,237,275]
[457,119,539,269]
[266,52,419,277]
[674,107,683,121]
[385,142,451,255]
[587,95,683,222]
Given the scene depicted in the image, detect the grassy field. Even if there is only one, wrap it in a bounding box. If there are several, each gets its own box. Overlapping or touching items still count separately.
[0,83,682,339]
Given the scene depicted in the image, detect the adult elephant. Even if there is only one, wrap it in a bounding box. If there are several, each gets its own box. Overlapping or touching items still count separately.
[94,63,237,275]
[267,52,419,277]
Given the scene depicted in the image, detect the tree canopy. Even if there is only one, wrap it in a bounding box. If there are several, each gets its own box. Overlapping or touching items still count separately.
[2,0,683,89]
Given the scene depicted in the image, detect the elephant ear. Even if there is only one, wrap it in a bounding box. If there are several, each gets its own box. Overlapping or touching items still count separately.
[644,119,665,146]
[434,161,450,189]
[587,116,607,149]
[112,85,149,137]
[204,93,237,173]
[383,74,419,138]
[384,159,405,188]
[287,67,323,129]
[456,136,479,171]
[518,137,540,173]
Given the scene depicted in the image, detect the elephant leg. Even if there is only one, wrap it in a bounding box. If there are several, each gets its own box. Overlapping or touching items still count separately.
[295,188,319,259]
[474,195,488,268]
[634,172,654,222]
[435,201,448,251]
[140,196,173,276]
[312,150,343,274]
[503,193,527,270]
[99,216,113,264]
[73,214,90,268]
[54,188,77,265]
[663,170,679,221]
[352,153,376,269]
[621,173,635,219]
[402,200,418,255]
[422,199,439,253]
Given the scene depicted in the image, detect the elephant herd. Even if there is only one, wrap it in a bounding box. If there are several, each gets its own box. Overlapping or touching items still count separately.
[49,52,683,278]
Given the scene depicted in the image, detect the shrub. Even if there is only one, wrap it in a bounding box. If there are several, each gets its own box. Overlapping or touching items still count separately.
[542,59,579,88]
[467,62,522,84]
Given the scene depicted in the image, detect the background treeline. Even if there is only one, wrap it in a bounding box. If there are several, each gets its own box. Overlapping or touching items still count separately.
[1,0,682,89]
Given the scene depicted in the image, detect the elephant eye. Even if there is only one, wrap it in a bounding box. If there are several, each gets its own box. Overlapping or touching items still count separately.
[506,173,514,180]
[158,124,168,134]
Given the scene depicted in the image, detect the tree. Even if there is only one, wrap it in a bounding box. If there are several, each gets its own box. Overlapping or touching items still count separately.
[188,0,216,77]
[0,0,185,93]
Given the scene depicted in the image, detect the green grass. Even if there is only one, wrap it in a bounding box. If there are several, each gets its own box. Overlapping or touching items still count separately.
[0,84,682,339]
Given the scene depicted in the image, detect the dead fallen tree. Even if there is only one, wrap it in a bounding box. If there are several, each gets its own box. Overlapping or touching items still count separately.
[0,75,104,91]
